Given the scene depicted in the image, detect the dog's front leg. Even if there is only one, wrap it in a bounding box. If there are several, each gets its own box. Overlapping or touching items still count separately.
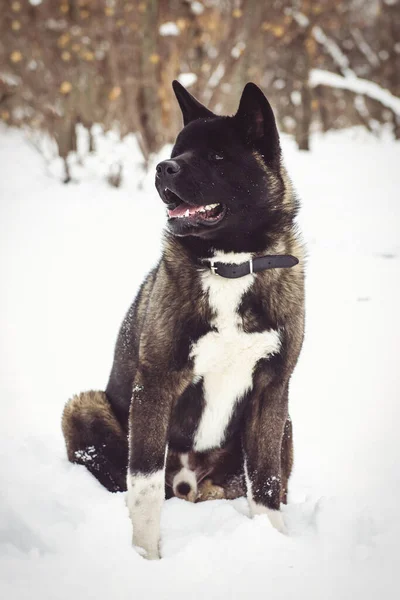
[243,382,289,534]
[126,378,172,560]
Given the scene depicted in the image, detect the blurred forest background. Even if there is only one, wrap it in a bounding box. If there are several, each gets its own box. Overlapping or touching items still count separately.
[1,0,399,182]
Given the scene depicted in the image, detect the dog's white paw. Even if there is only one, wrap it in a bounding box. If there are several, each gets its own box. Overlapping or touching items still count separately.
[264,508,287,534]
[249,500,288,534]
[133,540,160,560]
[127,471,164,560]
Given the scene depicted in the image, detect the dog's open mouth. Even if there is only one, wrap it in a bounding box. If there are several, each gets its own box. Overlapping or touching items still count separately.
[168,202,223,221]
[164,188,225,224]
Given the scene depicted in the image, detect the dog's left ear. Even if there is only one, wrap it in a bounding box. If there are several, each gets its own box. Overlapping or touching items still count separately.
[235,83,281,164]
[172,80,215,126]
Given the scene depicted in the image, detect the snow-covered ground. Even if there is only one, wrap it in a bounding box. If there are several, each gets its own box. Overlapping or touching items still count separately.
[0,126,399,599]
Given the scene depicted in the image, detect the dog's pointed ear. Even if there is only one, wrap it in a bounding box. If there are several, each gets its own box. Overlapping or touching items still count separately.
[235,83,280,163]
[172,80,215,126]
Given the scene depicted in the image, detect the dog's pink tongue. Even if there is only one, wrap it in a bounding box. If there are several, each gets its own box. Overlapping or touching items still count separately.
[168,204,188,218]
[168,203,205,218]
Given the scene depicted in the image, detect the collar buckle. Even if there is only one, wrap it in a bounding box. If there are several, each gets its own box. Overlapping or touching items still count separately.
[209,259,219,275]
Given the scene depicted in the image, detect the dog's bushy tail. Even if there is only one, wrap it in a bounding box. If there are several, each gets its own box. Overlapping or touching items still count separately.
[62,390,128,492]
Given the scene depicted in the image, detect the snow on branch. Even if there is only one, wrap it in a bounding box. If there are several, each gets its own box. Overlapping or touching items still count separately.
[309,69,400,116]
[312,26,352,76]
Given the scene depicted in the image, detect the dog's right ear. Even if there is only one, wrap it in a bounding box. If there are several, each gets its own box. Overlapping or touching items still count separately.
[172,80,215,126]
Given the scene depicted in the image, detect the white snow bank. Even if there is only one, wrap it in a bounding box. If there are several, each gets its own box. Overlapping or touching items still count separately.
[0,126,399,599]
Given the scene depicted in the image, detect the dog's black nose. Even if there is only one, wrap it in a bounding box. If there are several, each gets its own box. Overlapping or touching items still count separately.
[156,160,181,178]
[176,481,191,496]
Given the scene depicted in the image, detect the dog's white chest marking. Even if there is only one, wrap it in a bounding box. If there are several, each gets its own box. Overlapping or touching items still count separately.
[191,252,281,452]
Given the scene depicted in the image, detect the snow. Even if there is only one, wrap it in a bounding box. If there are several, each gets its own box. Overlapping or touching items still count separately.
[310,23,400,117]
[159,22,180,37]
[310,68,400,115]
[0,125,399,599]
[312,26,352,76]
[177,72,198,88]
[0,72,21,86]
[208,63,225,89]
[291,91,302,106]
[231,41,246,59]
[352,29,380,68]
[292,11,310,28]
[191,1,205,15]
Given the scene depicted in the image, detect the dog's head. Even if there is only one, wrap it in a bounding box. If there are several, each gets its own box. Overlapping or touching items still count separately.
[156,81,294,247]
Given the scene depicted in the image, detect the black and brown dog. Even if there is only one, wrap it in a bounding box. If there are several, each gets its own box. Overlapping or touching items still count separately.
[62,81,305,559]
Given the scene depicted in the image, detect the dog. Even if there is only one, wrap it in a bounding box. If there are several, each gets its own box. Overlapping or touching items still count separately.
[62,81,305,559]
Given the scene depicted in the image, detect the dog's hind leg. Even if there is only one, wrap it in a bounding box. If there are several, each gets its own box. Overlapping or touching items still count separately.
[280,417,293,505]
[62,390,128,492]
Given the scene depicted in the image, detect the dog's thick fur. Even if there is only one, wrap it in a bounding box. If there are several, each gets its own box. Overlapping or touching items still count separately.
[62,81,305,559]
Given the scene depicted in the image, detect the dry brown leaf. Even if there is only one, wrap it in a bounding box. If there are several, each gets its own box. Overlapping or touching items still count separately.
[60,81,72,94]
[108,86,122,101]
[10,51,23,63]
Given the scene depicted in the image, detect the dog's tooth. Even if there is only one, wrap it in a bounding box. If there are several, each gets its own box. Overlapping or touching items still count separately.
[184,208,190,217]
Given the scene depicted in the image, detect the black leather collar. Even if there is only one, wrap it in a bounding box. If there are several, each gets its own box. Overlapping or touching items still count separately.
[202,255,299,279]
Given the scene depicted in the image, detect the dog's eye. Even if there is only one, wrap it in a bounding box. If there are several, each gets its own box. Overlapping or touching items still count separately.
[208,152,224,161]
